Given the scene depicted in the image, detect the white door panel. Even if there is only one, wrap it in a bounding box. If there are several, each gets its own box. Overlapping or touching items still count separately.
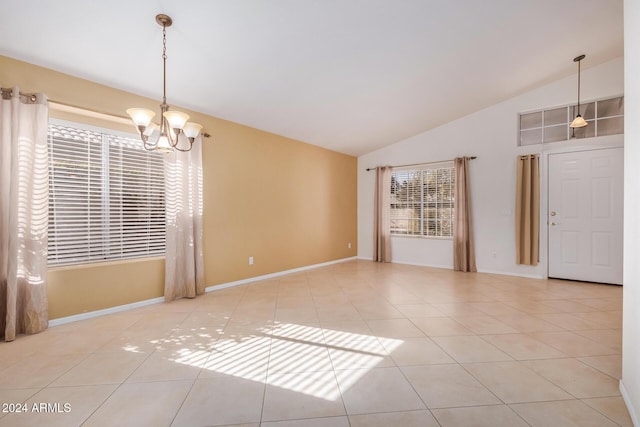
[548,148,623,285]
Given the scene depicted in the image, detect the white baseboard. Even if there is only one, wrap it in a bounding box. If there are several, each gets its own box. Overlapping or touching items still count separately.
[390,260,454,270]
[48,297,165,327]
[620,380,639,427]
[48,256,358,327]
[360,256,546,280]
[358,256,451,270]
[357,256,449,269]
[204,256,358,293]
[476,268,546,280]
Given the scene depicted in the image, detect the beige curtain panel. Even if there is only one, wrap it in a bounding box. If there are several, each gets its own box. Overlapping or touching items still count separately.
[373,166,391,262]
[0,88,50,341]
[453,157,477,272]
[515,154,540,265]
[163,136,205,302]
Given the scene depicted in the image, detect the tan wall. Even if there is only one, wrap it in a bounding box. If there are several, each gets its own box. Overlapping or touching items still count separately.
[1,55,358,319]
[48,259,165,319]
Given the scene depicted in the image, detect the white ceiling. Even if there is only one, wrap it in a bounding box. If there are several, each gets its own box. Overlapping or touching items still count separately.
[0,0,623,156]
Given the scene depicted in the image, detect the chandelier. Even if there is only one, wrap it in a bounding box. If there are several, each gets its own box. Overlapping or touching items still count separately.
[126,14,203,152]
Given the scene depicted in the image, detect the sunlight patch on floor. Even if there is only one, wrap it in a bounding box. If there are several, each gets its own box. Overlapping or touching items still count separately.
[161,322,403,401]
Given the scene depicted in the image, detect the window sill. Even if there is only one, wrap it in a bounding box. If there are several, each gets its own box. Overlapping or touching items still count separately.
[390,234,453,241]
[47,256,165,271]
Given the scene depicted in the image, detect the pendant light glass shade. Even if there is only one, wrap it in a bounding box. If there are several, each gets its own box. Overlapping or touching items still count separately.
[163,110,190,129]
[183,122,203,139]
[143,122,159,137]
[156,135,173,153]
[570,115,588,128]
[126,108,155,127]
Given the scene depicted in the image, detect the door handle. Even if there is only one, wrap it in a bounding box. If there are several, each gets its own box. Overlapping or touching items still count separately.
[550,222,557,226]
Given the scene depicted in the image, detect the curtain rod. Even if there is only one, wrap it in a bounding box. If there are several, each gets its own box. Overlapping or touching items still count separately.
[2,87,43,103]
[365,156,476,171]
[49,99,131,123]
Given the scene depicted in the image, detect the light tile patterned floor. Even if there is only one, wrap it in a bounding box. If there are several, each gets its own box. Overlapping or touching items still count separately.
[0,260,633,426]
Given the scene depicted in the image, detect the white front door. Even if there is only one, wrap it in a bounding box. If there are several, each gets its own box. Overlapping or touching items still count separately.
[548,147,623,285]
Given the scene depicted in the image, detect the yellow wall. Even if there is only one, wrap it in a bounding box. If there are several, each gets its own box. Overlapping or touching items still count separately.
[47,259,165,319]
[0,55,358,319]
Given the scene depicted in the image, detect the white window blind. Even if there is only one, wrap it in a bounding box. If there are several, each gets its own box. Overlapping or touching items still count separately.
[390,165,455,237]
[48,122,165,266]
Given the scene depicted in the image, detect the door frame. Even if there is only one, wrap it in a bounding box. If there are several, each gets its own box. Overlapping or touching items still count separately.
[540,135,623,279]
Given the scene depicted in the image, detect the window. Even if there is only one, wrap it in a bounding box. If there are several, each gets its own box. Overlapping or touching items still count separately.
[519,95,624,146]
[390,165,455,237]
[48,122,165,266]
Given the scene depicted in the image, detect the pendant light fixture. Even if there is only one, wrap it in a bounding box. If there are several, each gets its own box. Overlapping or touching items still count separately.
[127,14,203,152]
[569,54,588,128]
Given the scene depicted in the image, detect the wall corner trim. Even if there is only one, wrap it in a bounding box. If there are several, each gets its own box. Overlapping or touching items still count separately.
[620,380,639,427]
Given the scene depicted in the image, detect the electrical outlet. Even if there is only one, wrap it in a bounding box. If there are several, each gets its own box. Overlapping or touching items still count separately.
[249,256,254,265]
[348,242,351,249]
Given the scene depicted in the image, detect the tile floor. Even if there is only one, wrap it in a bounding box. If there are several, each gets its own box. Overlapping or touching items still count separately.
[0,260,633,426]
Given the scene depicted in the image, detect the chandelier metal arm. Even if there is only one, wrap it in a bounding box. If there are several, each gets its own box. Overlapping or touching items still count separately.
[142,134,158,152]
[132,125,157,151]
[172,142,194,152]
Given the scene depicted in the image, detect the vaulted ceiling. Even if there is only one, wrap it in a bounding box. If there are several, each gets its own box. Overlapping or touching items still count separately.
[0,0,623,156]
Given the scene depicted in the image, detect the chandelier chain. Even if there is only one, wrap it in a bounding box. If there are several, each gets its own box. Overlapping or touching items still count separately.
[162,25,167,105]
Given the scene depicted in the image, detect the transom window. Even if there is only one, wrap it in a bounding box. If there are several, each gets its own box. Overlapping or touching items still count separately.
[519,95,624,146]
[47,121,166,266]
[390,165,455,238]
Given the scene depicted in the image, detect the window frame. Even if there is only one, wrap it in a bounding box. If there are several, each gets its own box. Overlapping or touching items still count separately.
[47,118,166,267]
[389,162,455,239]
